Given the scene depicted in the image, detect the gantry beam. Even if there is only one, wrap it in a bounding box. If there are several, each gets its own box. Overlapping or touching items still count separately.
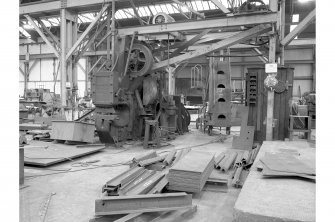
[152,24,272,70]
[281,8,316,47]
[24,15,60,57]
[116,12,277,36]
[66,4,109,61]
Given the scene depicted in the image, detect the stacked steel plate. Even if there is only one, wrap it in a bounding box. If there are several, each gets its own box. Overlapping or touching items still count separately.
[167,151,214,193]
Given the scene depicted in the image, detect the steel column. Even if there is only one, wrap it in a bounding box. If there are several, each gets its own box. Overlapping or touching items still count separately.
[60,8,67,109]
[265,0,278,141]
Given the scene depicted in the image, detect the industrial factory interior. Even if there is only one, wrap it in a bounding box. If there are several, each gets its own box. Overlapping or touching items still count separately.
[2,0,331,221]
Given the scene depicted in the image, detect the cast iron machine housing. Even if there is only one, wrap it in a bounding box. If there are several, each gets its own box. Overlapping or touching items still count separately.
[92,40,190,144]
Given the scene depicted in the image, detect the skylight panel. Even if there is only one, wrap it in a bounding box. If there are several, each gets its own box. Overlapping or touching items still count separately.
[19,27,31,38]
[119,10,128,19]
[154,5,163,13]
[144,6,152,16]
[196,1,204,11]
[202,1,210,10]
[169,4,178,13]
[41,19,52,27]
[191,1,199,11]
[149,6,158,14]
[139,7,148,16]
[208,1,217,9]
[161,4,170,14]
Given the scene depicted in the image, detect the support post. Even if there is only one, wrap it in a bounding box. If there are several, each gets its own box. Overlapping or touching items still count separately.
[107,7,111,60]
[279,0,285,65]
[23,54,29,99]
[168,66,175,95]
[208,55,214,112]
[60,8,67,110]
[265,0,278,141]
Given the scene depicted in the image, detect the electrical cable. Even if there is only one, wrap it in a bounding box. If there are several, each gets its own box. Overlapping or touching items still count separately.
[24,162,128,180]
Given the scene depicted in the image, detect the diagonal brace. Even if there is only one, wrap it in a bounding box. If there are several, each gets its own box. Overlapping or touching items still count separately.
[152,24,272,71]
[24,15,59,58]
[37,18,60,48]
[171,0,205,19]
[210,0,231,14]
[66,4,110,61]
[281,8,315,46]
[170,29,212,57]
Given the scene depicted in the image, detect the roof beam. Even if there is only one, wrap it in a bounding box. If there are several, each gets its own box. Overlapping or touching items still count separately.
[210,0,231,14]
[152,24,272,71]
[117,12,277,36]
[281,8,315,46]
[66,4,109,61]
[169,29,212,57]
[171,0,205,19]
[24,15,59,58]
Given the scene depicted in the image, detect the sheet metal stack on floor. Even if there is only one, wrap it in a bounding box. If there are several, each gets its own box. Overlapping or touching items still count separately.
[258,152,315,181]
[167,151,215,193]
[95,151,195,222]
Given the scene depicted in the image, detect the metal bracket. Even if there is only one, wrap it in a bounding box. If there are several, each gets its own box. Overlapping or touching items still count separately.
[272,119,278,127]
[61,0,67,8]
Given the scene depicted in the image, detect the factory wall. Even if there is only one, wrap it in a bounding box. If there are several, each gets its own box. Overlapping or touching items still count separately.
[19,43,87,97]
[19,41,314,99]
[175,48,315,98]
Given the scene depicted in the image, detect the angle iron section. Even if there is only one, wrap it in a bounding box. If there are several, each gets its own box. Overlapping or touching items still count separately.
[121,172,165,196]
[138,155,167,167]
[118,170,155,195]
[163,150,176,166]
[95,193,192,216]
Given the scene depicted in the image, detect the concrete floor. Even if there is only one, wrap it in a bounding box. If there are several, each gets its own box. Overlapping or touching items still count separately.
[20,124,243,222]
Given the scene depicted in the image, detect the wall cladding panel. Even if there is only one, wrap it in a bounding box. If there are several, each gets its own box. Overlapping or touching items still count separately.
[40,59,55,81]
[293,80,312,97]
[77,58,86,81]
[29,44,41,54]
[28,60,41,81]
